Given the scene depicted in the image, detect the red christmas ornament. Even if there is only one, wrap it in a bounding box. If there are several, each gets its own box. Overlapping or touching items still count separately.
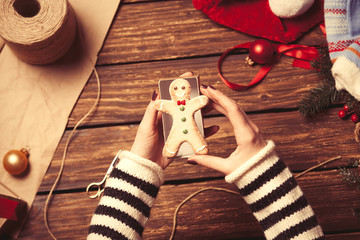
[338,110,346,119]
[343,104,350,112]
[351,114,359,123]
[249,39,274,64]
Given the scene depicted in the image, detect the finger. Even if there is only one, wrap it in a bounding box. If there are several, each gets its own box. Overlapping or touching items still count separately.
[205,87,250,127]
[200,88,227,115]
[204,125,220,138]
[139,93,159,130]
[179,72,195,78]
[204,87,242,115]
[201,87,259,145]
[202,99,228,116]
[156,112,164,139]
[187,154,228,174]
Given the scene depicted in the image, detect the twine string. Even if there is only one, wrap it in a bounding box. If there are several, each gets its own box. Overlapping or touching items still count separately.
[0,0,77,65]
[39,0,102,237]
[169,155,341,240]
[43,65,100,240]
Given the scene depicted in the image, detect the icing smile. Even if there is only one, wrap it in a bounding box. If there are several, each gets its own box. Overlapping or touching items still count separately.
[175,91,185,97]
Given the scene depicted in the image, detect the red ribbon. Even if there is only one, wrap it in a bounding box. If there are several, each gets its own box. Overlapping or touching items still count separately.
[218,41,321,90]
[177,100,186,105]
[0,196,19,221]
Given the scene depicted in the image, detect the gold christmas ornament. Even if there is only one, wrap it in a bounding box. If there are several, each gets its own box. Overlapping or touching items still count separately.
[3,148,29,175]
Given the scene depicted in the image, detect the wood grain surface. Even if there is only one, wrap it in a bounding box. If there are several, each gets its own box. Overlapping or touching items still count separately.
[15,0,360,239]
[19,171,360,239]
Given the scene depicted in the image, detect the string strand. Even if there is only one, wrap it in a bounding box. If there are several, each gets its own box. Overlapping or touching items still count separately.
[294,156,341,179]
[43,66,101,240]
[169,155,341,240]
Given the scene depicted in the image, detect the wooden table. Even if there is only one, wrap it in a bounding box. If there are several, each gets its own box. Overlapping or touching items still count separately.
[18,0,360,239]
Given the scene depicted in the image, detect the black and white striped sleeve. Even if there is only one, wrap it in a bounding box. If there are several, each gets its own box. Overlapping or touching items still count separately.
[225,141,324,240]
[87,150,164,240]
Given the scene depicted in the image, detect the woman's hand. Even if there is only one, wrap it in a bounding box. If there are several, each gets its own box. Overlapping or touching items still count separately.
[188,85,266,175]
[130,91,171,169]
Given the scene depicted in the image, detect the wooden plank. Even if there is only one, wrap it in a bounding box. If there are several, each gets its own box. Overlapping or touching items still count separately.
[20,170,360,239]
[144,171,360,239]
[39,108,360,192]
[69,54,321,127]
[97,0,327,65]
[326,232,360,240]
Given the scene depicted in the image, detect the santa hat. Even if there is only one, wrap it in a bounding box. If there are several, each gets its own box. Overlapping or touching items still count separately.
[192,0,324,43]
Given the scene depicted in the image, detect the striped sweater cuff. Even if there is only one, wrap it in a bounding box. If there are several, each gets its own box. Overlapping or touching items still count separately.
[225,140,276,185]
[87,151,164,240]
[225,141,324,240]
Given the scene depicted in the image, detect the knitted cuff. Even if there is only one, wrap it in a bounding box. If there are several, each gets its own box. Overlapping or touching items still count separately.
[332,54,360,101]
[224,141,324,239]
[225,140,276,186]
[87,151,164,240]
[116,150,164,187]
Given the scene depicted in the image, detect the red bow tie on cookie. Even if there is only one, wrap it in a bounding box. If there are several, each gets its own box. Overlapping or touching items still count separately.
[177,100,186,105]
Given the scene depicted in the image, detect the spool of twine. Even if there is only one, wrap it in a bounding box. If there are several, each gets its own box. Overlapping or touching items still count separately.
[0,0,77,65]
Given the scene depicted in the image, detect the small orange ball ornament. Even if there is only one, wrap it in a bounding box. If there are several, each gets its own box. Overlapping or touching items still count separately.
[3,149,29,175]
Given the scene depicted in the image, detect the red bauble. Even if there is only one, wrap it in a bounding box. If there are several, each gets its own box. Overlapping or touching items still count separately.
[249,39,274,64]
[343,104,350,112]
[338,110,346,119]
[351,114,359,123]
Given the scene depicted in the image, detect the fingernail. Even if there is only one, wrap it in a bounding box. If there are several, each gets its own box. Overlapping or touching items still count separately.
[209,85,216,90]
[187,160,198,165]
[152,90,158,101]
[201,84,208,89]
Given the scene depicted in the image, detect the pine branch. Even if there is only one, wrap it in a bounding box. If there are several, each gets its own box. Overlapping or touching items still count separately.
[298,46,360,117]
[298,83,340,117]
[298,47,340,117]
[311,47,333,84]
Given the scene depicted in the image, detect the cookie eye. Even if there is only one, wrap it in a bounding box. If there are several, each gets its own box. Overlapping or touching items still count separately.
[181,86,185,90]
[174,86,178,90]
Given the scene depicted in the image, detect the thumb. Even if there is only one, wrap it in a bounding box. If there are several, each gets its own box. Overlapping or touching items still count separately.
[187,154,227,174]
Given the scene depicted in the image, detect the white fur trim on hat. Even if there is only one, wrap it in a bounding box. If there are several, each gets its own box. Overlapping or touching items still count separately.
[332,56,360,101]
[268,0,314,18]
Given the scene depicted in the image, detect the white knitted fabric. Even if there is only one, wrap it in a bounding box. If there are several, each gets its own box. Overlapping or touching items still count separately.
[87,151,164,240]
[225,141,324,240]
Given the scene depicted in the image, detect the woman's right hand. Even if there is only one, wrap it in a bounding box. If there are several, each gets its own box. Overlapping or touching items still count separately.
[187,85,266,175]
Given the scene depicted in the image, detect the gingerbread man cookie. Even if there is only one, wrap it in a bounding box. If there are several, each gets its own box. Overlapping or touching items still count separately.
[155,78,209,158]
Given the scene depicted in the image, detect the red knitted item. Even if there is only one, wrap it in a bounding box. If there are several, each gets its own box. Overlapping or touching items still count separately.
[193,0,324,43]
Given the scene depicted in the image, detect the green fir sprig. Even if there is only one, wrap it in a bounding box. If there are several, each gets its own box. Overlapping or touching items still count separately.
[298,83,340,117]
[298,47,340,117]
[297,47,360,117]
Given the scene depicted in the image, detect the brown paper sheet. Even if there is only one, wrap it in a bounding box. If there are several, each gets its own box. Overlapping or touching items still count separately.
[0,0,120,237]
[0,38,4,53]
